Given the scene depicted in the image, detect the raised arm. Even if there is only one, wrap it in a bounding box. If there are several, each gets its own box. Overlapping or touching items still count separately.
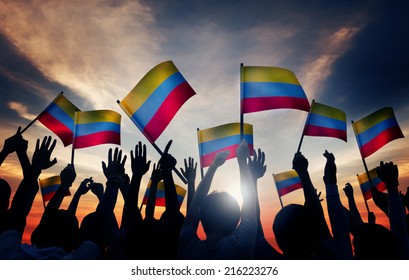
[120,142,150,230]
[343,183,363,224]
[323,150,352,259]
[45,164,76,212]
[145,163,162,221]
[180,157,197,213]
[292,152,331,240]
[67,177,93,216]
[158,140,179,215]
[183,150,229,229]
[92,147,126,249]
[4,136,57,234]
[377,161,409,259]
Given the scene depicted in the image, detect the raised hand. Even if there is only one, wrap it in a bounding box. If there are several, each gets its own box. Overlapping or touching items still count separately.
[102,147,127,181]
[343,183,354,198]
[236,139,250,162]
[77,177,93,196]
[60,164,76,187]
[32,136,57,174]
[159,140,177,172]
[212,150,230,168]
[90,182,104,201]
[323,150,337,185]
[180,157,197,184]
[150,163,163,184]
[1,127,24,155]
[292,152,308,174]
[130,141,151,178]
[248,148,266,181]
[377,161,399,191]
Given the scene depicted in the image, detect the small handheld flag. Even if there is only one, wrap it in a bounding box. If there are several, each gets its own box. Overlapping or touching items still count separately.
[141,180,186,208]
[241,66,310,114]
[39,175,71,205]
[352,107,404,159]
[197,122,254,169]
[22,92,80,146]
[73,110,121,149]
[357,168,387,201]
[273,170,303,208]
[118,60,196,143]
[303,101,347,142]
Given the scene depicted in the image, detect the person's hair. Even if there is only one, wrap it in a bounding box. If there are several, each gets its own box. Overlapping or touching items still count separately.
[273,204,320,259]
[353,223,398,259]
[31,209,80,253]
[199,191,240,236]
[0,178,11,213]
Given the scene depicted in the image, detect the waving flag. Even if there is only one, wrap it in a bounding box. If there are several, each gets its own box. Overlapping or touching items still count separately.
[303,101,347,142]
[241,66,310,114]
[39,175,70,203]
[37,93,80,146]
[357,168,387,201]
[141,180,186,208]
[352,107,404,158]
[273,170,303,197]
[118,60,196,143]
[198,122,253,168]
[73,110,121,149]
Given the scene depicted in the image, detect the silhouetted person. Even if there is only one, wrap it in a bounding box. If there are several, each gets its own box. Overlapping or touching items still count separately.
[178,140,257,259]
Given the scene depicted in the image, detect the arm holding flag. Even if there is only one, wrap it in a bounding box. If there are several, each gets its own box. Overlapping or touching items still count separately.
[377,161,409,258]
[120,142,147,231]
[45,164,75,212]
[292,152,331,240]
[323,150,353,259]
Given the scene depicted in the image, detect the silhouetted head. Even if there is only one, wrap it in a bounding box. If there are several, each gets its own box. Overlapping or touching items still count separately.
[199,191,240,237]
[0,178,11,213]
[273,204,320,259]
[353,223,398,259]
[31,209,79,253]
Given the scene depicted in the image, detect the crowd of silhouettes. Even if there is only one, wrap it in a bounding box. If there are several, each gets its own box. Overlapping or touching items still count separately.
[0,127,408,259]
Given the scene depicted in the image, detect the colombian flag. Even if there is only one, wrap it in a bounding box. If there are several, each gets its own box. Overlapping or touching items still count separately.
[39,175,70,203]
[118,60,196,143]
[357,168,387,201]
[73,110,121,149]
[141,180,186,208]
[273,170,303,197]
[197,122,253,168]
[303,101,347,142]
[38,93,80,146]
[352,107,404,158]
[241,66,310,114]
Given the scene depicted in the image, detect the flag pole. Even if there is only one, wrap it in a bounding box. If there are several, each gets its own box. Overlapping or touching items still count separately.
[352,120,373,214]
[71,111,79,166]
[356,174,370,213]
[296,99,315,153]
[240,63,244,141]
[21,91,64,134]
[117,100,187,184]
[197,128,204,180]
[273,174,284,208]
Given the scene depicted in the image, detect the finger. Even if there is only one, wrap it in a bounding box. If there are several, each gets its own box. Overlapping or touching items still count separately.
[49,158,57,167]
[108,148,113,163]
[163,140,172,154]
[17,126,22,134]
[184,158,188,169]
[102,161,107,172]
[118,149,123,162]
[35,138,40,152]
[142,143,147,159]
[49,139,57,152]
[194,162,197,170]
[130,149,134,160]
[121,155,127,166]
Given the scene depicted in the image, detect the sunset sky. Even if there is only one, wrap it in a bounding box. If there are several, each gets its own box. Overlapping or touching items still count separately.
[0,0,408,248]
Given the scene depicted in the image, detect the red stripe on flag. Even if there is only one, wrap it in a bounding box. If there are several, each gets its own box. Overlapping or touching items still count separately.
[200,144,254,168]
[73,131,120,149]
[304,125,347,141]
[360,126,404,158]
[42,192,55,202]
[242,96,310,114]
[143,82,196,142]
[277,182,303,197]
[38,112,73,146]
